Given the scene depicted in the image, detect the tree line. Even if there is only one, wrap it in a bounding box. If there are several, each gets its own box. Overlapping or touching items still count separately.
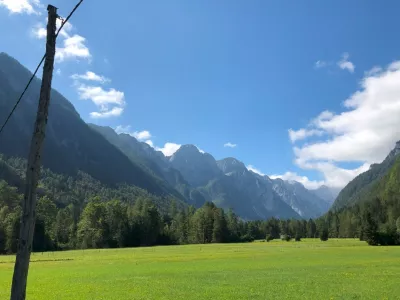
[1,175,400,253]
[0,178,333,254]
[320,196,400,246]
[1,154,400,252]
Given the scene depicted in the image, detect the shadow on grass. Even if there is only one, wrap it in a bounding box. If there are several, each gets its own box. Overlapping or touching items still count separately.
[0,258,74,264]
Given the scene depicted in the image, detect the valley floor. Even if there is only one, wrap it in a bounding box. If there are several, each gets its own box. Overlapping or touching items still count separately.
[0,239,399,299]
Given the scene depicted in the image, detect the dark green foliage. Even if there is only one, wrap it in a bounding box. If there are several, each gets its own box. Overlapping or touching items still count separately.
[332,142,400,211]
[0,224,6,254]
[319,229,329,241]
[363,212,378,246]
[212,208,228,243]
[2,173,317,252]
[0,142,399,251]
[377,223,400,246]
[315,156,400,246]
[307,219,317,238]
[0,154,185,215]
[54,205,76,249]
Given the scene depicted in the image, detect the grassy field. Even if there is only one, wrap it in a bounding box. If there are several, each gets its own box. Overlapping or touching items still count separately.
[0,239,399,299]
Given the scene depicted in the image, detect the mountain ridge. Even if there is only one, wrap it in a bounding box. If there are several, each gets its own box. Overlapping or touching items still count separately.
[331,140,400,211]
[0,52,332,220]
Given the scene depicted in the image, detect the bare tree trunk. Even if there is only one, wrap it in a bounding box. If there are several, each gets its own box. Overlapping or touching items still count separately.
[10,5,58,300]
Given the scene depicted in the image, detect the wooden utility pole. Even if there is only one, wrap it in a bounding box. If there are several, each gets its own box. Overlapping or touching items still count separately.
[10,5,58,300]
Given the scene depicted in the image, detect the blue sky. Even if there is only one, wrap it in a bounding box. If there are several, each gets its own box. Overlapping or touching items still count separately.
[2,0,400,189]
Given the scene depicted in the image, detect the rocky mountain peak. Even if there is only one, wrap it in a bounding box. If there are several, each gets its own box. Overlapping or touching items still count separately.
[216,157,247,174]
[169,145,221,187]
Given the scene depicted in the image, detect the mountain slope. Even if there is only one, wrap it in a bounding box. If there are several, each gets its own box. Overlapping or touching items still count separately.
[312,185,340,205]
[205,158,301,220]
[272,179,330,218]
[89,124,190,200]
[169,145,223,187]
[0,53,179,197]
[332,141,400,211]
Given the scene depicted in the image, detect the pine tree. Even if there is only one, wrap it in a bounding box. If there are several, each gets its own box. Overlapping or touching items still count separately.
[226,208,239,242]
[320,228,329,241]
[307,219,317,238]
[363,211,379,246]
[0,224,6,254]
[212,208,227,243]
[295,233,301,242]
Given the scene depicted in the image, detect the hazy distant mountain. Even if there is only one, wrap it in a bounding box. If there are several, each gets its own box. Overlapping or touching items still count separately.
[271,179,331,218]
[312,185,340,205]
[204,158,301,220]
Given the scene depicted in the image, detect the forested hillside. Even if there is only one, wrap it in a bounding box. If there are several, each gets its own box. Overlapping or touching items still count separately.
[0,164,329,254]
[89,124,191,201]
[320,156,400,245]
[332,141,400,211]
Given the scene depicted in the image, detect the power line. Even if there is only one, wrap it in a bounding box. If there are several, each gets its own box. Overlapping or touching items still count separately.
[0,0,84,137]
[56,0,84,38]
[0,54,45,135]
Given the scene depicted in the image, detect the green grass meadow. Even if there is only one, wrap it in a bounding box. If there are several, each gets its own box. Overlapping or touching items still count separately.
[0,239,399,299]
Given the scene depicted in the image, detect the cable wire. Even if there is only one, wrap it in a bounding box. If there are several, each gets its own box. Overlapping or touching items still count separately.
[0,0,84,136]
[56,0,84,38]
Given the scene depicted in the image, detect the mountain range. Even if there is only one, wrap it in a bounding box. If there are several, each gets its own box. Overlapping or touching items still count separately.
[0,52,337,220]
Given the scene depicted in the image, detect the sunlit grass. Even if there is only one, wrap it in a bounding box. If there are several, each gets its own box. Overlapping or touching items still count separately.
[0,239,399,299]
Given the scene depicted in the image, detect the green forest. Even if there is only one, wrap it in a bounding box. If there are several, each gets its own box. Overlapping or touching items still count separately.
[1,153,400,254]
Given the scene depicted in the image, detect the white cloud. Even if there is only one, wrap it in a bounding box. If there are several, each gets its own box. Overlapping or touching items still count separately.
[114,126,152,141]
[114,126,181,156]
[364,66,382,77]
[56,18,73,38]
[315,60,328,69]
[77,85,125,118]
[32,24,46,39]
[0,0,41,14]
[134,130,152,141]
[32,18,91,62]
[115,125,132,135]
[33,18,73,40]
[288,128,323,143]
[77,85,125,107]
[156,143,181,156]
[287,60,400,188]
[270,172,325,190]
[246,165,265,176]
[145,140,154,147]
[90,107,124,119]
[71,71,110,84]
[55,68,61,76]
[224,142,237,148]
[56,34,91,62]
[337,52,355,73]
